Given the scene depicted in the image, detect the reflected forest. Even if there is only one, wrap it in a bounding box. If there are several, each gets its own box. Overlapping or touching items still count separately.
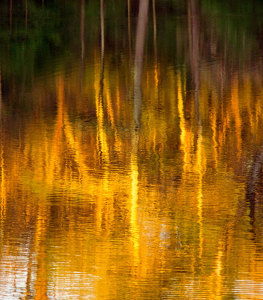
[1,0,263,299]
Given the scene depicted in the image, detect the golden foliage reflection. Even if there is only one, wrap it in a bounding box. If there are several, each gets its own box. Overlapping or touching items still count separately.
[1,49,263,299]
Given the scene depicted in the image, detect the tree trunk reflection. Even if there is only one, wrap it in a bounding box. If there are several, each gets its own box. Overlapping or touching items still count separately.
[134,0,149,128]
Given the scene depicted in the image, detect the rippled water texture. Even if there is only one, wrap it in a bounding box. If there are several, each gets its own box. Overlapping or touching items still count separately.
[1,0,263,299]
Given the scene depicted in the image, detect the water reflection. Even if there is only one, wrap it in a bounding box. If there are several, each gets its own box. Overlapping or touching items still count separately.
[1,0,263,299]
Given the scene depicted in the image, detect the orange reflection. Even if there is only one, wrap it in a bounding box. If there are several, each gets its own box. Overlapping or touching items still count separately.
[1,50,263,299]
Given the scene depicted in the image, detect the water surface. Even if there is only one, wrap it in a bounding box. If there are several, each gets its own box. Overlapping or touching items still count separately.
[1,0,263,299]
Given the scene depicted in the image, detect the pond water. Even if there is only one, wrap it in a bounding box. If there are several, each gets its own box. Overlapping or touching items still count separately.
[1,0,263,299]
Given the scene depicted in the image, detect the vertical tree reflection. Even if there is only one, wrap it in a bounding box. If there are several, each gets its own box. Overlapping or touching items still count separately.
[152,0,158,86]
[80,0,85,88]
[25,0,28,30]
[188,0,200,117]
[130,0,149,266]
[127,0,132,58]
[100,0,105,79]
[9,0,13,33]
[188,0,205,268]
[134,0,149,128]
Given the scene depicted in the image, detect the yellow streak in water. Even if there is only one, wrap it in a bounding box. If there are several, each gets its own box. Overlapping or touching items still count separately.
[94,60,110,231]
[94,64,110,165]
[34,206,48,300]
[154,64,159,87]
[0,143,6,229]
[215,247,223,299]
[231,78,241,158]
[104,74,122,154]
[177,73,189,172]
[196,124,204,260]
[208,243,224,299]
[168,70,176,122]
[130,134,139,266]
[104,77,115,128]
[210,97,218,168]
[45,76,64,186]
